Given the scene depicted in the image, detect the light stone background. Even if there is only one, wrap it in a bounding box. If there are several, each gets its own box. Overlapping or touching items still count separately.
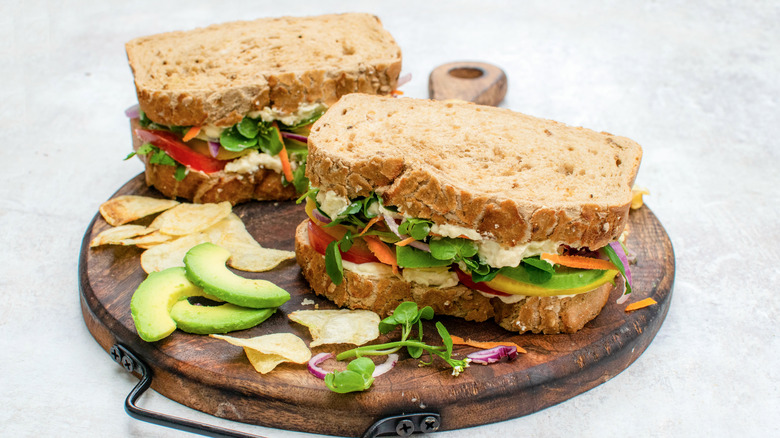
[1,0,778,437]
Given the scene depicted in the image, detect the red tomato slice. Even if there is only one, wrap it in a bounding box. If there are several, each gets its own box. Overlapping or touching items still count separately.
[307,220,380,264]
[454,267,510,296]
[135,128,226,173]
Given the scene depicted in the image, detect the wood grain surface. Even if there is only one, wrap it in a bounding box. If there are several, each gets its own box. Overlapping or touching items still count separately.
[428,61,508,106]
[79,174,674,437]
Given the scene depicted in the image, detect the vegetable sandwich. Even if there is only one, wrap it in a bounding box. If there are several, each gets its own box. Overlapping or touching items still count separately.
[124,13,402,204]
[295,94,642,334]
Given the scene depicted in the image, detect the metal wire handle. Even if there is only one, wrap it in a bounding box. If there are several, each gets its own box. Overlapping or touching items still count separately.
[109,344,442,438]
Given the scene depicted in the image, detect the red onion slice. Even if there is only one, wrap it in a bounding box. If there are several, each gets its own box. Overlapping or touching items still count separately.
[609,241,632,286]
[467,345,517,365]
[312,208,332,224]
[307,352,334,380]
[396,72,412,88]
[372,353,399,377]
[281,131,308,144]
[382,212,402,237]
[125,104,140,119]
[614,275,630,305]
[208,141,220,158]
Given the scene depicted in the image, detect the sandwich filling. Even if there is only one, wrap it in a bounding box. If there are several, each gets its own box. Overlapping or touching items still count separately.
[302,189,633,301]
[125,103,325,194]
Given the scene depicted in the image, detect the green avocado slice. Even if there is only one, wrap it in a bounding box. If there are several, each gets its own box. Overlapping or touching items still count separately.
[184,242,290,308]
[130,267,209,342]
[499,265,613,290]
[170,300,275,335]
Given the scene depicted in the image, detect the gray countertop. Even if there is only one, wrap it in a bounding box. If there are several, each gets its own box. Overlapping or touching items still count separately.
[2,0,778,436]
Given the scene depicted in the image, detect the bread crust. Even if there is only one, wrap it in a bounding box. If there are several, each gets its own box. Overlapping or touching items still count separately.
[307,94,642,250]
[130,119,296,204]
[126,14,402,127]
[294,221,611,334]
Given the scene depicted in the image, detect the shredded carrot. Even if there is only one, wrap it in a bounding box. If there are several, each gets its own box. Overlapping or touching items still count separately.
[273,122,295,183]
[358,216,382,236]
[625,297,657,312]
[395,236,417,247]
[391,89,404,96]
[363,235,398,274]
[540,253,618,271]
[182,126,201,142]
[450,335,527,354]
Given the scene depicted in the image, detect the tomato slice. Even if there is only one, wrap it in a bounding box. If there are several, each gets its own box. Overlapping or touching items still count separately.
[306,220,379,264]
[135,128,226,173]
[454,268,510,296]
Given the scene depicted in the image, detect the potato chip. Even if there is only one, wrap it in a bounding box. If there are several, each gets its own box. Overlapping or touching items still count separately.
[288,309,381,347]
[99,195,179,226]
[154,201,232,236]
[89,225,154,247]
[124,230,174,249]
[140,232,210,273]
[211,333,311,374]
[206,214,294,272]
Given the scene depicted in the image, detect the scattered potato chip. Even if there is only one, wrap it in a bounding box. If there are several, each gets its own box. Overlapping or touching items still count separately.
[288,309,381,347]
[206,214,294,272]
[154,202,232,236]
[211,333,311,374]
[140,232,210,273]
[99,195,179,226]
[226,242,295,272]
[90,225,154,247]
[631,185,650,210]
[124,230,174,249]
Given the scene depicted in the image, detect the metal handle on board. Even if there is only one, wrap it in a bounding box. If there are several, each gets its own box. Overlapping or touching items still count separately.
[109,344,442,438]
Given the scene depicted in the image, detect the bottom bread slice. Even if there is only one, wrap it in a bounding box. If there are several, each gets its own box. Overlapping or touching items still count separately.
[294,220,611,334]
[141,160,297,205]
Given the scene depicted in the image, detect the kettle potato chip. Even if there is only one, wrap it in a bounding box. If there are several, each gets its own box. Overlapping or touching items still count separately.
[211,333,311,374]
[140,233,210,273]
[90,224,154,247]
[289,309,381,347]
[153,201,232,236]
[99,195,179,226]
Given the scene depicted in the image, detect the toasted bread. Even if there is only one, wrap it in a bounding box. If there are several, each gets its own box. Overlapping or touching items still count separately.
[126,13,402,127]
[307,94,642,249]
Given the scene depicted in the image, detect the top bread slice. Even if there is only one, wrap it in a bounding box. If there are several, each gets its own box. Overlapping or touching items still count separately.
[307,94,643,250]
[126,13,402,127]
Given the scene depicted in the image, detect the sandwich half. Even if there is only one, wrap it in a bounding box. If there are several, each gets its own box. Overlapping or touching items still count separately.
[295,94,642,334]
[124,13,402,204]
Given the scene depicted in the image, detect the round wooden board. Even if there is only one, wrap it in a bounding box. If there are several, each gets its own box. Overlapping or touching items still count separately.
[79,174,674,437]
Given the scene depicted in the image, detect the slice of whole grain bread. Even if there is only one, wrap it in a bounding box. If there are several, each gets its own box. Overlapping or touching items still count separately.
[307,94,642,249]
[126,13,402,127]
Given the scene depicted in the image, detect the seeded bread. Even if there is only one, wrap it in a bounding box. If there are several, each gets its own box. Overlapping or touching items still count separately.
[126,14,402,127]
[307,94,643,250]
[130,119,296,204]
[294,221,612,334]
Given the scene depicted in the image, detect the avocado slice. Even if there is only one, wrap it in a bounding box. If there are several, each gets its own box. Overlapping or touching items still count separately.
[170,300,275,335]
[130,267,209,342]
[184,242,290,308]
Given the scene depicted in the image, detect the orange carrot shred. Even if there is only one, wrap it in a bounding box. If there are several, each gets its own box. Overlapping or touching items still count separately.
[273,122,295,183]
[359,216,382,236]
[391,89,404,96]
[450,335,527,354]
[625,298,657,312]
[395,236,417,247]
[363,235,398,274]
[540,253,618,271]
[182,126,201,142]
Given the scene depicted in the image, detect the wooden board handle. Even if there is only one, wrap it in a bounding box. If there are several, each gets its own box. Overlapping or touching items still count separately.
[428,61,508,106]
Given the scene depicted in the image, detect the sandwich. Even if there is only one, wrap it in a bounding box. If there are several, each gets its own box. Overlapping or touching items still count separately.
[124,13,402,204]
[294,94,642,334]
